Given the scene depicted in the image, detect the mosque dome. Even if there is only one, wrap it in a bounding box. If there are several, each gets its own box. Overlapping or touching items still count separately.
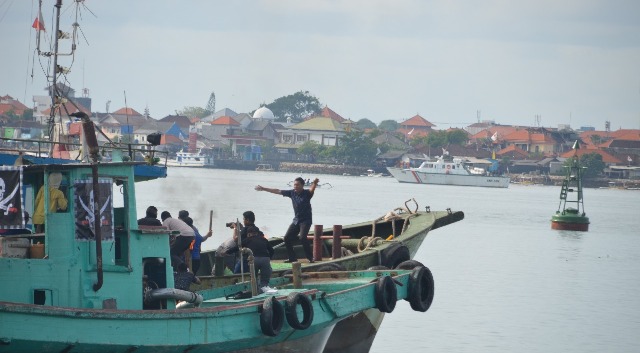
[253,106,275,120]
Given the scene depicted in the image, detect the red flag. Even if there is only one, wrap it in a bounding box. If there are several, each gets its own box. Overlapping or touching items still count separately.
[32,11,45,31]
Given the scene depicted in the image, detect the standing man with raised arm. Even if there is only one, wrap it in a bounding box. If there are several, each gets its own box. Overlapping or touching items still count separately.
[255,176,319,263]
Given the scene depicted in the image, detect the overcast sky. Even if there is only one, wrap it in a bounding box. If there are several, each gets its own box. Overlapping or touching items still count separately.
[1,0,639,130]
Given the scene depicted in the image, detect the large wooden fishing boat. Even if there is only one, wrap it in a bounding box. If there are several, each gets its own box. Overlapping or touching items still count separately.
[0,115,434,353]
[195,201,464,353]
[551,140,590,231]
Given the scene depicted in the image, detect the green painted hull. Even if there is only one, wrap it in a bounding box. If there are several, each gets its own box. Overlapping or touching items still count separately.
[0,271,414,353]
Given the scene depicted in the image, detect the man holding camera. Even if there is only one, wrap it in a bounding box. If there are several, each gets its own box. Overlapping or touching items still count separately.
[226,211,274,291]
[255,176,318,263]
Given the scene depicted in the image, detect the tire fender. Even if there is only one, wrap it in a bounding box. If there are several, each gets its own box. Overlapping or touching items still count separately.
[395,259,424,270]
[285,292,314,330]
[381,243,410,269]
[260,296,284,336]
[407,266,434,312]
[374,275,397,313]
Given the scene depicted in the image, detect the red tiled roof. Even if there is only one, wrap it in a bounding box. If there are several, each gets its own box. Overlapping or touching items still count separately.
[112,107,142,116]
[212,116,240,126]
[496,144,529,158]
[469,126,518,141]
[400,114,434,128]
[319,106,346,122]
[559,148,621,164]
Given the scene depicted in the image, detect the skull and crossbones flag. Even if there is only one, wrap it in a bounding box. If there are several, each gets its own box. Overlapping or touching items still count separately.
[0,166,24,229]
[74,178,113,241]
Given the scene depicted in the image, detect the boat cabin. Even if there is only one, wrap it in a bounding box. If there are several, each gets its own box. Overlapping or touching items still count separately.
[0,162,175,310]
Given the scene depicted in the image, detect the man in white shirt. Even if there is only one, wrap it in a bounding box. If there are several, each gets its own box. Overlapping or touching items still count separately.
[161,211,195,268]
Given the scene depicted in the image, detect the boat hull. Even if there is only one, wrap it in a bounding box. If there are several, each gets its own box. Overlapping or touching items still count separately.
[387,167,510,188]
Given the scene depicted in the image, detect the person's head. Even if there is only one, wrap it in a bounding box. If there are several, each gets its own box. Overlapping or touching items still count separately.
[49,172,62,189]
[243,211,255,226]
[293,177,305,193]
[178,210,189,219]
[161,211,171,221]
[184,217,193,227]
[146,206,158,219]
[177,262,188,272]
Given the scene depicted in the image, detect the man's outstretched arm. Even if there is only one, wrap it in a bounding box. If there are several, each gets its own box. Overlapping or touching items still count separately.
[255,185,281,195]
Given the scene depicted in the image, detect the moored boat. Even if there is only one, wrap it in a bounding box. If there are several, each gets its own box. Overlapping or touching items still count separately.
[387,156,510,188]
[166,149,214,168]
[551,140,589,231]
[0,117,430,353]
[195,200,464,353]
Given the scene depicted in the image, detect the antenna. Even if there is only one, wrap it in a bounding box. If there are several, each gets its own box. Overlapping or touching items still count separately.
[477,110,481,123]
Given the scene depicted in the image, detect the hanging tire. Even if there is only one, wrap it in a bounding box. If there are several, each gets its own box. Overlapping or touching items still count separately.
[260,296,284,336]
[381,243,410,269]
[285,292,314,330]
[367,265,389,271]
[407,266,434,312]
[374,276,397,313]
[395,259,424,270]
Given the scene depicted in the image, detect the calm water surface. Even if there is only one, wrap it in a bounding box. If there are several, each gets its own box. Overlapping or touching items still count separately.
[136,168,640,353]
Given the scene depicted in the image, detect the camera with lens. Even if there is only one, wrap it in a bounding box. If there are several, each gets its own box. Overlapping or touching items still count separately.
[225,222,235,228]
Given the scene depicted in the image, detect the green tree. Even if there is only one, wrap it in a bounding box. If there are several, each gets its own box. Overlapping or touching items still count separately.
[297,141,324,161]
[356,118,377,130]
[266,91,322,122]
[335,130,378,166]
[446,129,469,145]
[378,120,399,132]
[205,92,216,115]
[178,106,209,119]
[565,153,606,178]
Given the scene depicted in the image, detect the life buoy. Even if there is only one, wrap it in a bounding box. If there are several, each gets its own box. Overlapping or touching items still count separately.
[260,296,284,336]
[446,165,451,169]
[374,276,397,313]
[407,266,434,312]
[381,243,410,269]
[285,292,314,330]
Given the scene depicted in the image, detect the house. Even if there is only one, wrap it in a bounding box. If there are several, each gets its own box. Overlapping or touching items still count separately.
[274,117,347,160]
[500,128,558,155]
[397,114,435,138]
[0,95,30,118]
[496,144,529,160]
[97,108,150,141]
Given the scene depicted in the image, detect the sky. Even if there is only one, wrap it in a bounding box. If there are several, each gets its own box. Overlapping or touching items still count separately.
[1,0,639,130]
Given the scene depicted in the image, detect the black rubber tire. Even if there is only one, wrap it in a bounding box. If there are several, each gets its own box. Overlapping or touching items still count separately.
[381,243,410,269]
[407,266,434,312]
[395,259,424,270]
[374,276,397,313]
[367,265,389,271]
[260,296,284,336]
[285,292,314,330]
[314,263,346,272]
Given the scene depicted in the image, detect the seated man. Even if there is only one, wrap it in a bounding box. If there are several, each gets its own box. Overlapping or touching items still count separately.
[227,211,274,292]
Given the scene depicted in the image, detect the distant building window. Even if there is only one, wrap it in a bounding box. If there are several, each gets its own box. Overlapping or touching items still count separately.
[283,135,293,143]
[296,135,307,143]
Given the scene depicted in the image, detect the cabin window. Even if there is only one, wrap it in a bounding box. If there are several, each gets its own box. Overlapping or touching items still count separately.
[33,289,53,305]
[452,166,455,169]
[112,178,130,266]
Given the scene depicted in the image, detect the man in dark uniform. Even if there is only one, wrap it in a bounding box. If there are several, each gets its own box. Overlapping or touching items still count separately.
[137,206,162,226]
[255,176,318,263]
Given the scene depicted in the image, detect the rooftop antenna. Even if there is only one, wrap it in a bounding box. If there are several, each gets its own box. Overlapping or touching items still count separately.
[477,110,481,123]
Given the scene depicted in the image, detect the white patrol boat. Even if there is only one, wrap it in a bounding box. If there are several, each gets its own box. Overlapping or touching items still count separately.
[387,156,510,188]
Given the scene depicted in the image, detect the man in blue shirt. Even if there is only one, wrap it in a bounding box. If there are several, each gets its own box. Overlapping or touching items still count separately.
[255,176,319,263]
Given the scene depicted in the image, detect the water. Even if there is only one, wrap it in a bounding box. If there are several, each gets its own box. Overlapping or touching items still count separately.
[136,168,640,353]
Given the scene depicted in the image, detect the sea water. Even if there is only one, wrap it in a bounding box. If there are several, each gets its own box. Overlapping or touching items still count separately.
[135,168,640,353]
